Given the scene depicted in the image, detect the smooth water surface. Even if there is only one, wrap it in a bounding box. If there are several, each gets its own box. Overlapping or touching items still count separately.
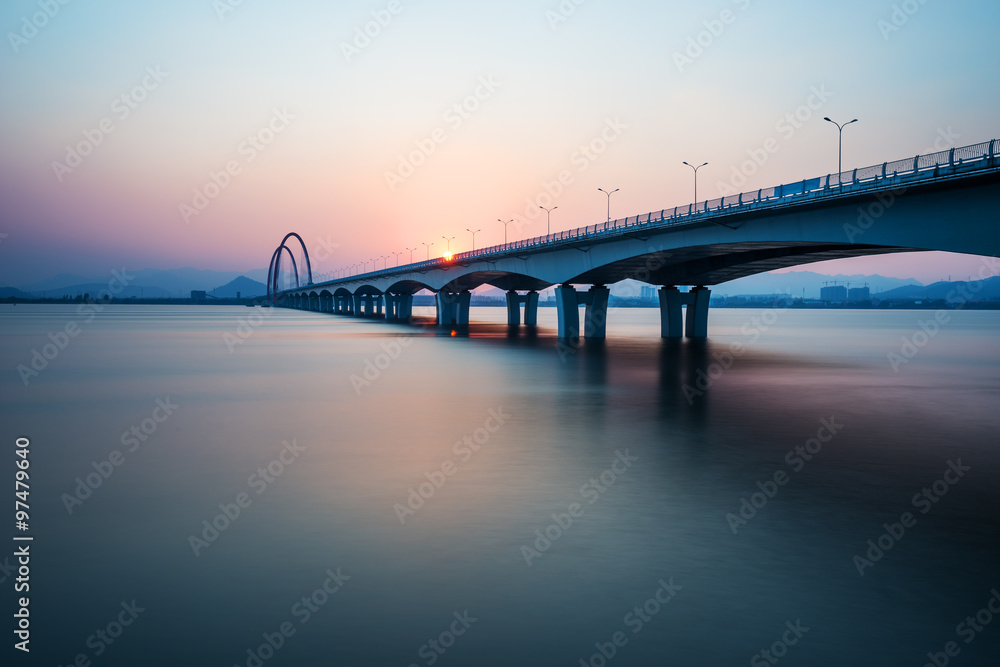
[1,304,998,666]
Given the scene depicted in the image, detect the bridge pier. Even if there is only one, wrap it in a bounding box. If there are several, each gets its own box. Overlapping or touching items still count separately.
[505,290,539,326]
[335,294,349,314]
[383,293,414,321]
[658,286,711,338]
[436,291,471,327]
[554,285,610,338]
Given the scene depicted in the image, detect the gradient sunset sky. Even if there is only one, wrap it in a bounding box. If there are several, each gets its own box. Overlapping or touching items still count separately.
[1,0,998,285]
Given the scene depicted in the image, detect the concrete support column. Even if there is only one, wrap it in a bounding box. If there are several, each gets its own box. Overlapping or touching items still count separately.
[584,285,610,339]
[505,290,521,326]
[685,286,711,338]
[384,293,411,321]
[658,286,684,338]
[396,293,413,321]
[555,285,610,338]
[382,293,396,320]
[353,294,363,316]
[524,291,539,326]
[554,285,579,338]
[375,294,384,318]
[436,291,471,326]
[506,291,541,327]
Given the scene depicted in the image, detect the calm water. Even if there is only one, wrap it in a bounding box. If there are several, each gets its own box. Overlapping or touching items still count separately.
[2,304,999,666]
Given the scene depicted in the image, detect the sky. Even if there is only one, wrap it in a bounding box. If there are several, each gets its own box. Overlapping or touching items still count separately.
[1,0,998,286]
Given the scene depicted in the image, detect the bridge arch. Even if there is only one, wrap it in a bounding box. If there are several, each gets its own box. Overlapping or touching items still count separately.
[279,232,313,286]
[267,232,314,299]
[267,244,301,298]
[439,270,552,293]
[384,279,435,295]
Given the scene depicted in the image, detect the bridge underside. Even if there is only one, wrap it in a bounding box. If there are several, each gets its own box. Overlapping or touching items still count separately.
[573,242,922,286]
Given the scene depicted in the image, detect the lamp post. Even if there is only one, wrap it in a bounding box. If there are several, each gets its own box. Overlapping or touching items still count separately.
[466,228,481,251]
[406,247,417,263]
[597,188,619,223]
[442,236,455,254]
[682,161,707,210]
[381,255,390,270]
[392,251,403,266]
[498,218,513,244]
[823,117,858,185]
[539,206,557,236]
[423,242,434,260]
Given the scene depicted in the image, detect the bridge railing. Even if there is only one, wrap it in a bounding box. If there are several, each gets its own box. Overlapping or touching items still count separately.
[301,138,998,290]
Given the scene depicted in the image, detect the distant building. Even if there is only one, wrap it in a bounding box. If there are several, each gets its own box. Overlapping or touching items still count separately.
[640,285,657,300]
[820,285,847,302]
[847,286,870,301]
[191,290,207,302]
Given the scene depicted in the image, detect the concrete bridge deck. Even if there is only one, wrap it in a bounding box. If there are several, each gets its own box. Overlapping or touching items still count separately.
[270,139,1000,338]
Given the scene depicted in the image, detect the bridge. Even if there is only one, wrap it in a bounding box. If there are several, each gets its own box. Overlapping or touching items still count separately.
[268,139,1000,339]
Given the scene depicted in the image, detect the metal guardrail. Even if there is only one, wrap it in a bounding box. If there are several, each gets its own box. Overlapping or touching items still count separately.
[290,139,999,291]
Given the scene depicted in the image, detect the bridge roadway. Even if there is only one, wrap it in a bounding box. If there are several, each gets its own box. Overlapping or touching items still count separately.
[271,139,1000,339]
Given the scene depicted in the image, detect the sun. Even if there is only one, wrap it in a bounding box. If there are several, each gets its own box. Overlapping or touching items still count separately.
[443,252,453,261]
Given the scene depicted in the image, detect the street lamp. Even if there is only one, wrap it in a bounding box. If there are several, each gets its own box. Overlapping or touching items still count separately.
[597,188,619,223]
[381,255,390,270]
[442,236,455,255]
[539,206,557,236]
[682,161,707,209]
[498,218,513,245]
[823,117,858,184]
[423,242,435,260]
[406,247,417,263]
[392,251,403,266]
[466,228,481,251]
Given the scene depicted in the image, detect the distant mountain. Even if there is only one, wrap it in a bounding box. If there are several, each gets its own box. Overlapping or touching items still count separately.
[17,273,103,293]
[22,283,174,299]
[245,268,270,284]
[878,276,1000,300]
[13,267,266,297]
[0,285,32,298]
[129,268,248,297]
[208,276,267,298]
